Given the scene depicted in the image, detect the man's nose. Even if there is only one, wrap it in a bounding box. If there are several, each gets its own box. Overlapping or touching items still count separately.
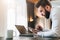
[41,12,45,16]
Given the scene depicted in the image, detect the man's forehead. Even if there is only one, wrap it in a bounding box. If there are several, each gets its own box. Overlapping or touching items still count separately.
[38,6,43,8]
[38,6,45,11]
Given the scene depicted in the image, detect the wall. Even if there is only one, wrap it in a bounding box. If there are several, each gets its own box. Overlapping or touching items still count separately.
[0,0,28,37]
[6,0,27,36]
[15,0,28,30]
[0,0,7,37]
[51,1,60,7]
[15,0,28,36]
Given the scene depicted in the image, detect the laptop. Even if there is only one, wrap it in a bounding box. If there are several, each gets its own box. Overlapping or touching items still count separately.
[15,25,26,34]
[15,25,33,37]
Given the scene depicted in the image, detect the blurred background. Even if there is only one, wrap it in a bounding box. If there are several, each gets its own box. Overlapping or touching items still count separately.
[0,0,60,39]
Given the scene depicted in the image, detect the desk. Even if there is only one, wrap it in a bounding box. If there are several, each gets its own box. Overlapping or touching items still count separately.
[13,36,60,40]
[0,36,60,40]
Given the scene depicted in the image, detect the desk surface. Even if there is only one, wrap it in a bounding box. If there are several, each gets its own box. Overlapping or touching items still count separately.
[0,36,60,40]
[13,36,60,40]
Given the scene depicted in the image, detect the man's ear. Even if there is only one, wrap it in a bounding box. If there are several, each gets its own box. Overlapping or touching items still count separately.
[45,5,50,12]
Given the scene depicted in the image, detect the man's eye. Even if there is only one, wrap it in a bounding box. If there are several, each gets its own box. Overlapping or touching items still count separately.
[40,10,42,12]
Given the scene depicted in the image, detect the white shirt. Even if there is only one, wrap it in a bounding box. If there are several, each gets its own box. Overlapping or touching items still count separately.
[37,7,60,37]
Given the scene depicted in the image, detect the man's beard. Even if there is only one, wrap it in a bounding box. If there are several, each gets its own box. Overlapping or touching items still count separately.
[45,10,50,19]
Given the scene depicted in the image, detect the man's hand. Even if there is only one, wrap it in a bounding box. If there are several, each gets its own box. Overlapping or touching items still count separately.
[32,29,38,34]
[32,24,43,34]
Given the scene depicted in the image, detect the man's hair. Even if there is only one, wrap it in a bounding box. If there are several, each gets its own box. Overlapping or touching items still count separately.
[35,0,51,8]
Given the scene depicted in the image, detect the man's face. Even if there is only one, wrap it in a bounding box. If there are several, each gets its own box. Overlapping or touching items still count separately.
[37,6,45,18]
[37,5,51,19]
